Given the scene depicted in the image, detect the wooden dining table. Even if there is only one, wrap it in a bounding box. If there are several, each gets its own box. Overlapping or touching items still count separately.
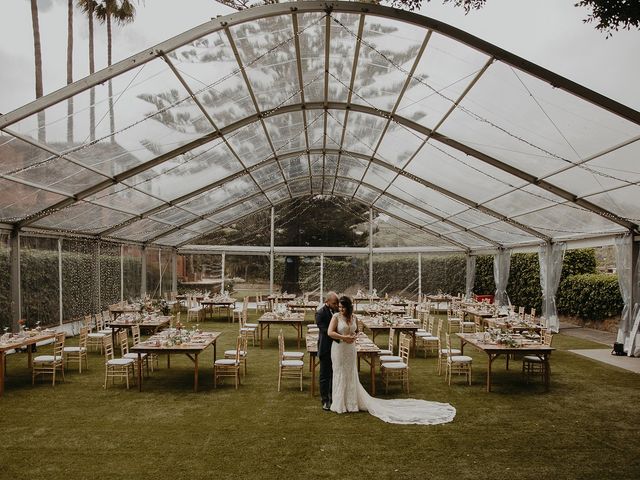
[306,331,380,397]
[199,298,236,321]
[0,330,58,397]
[360,316,419,352]
[457,332,555,392]
[258,312,306,349]
[130,330,222,392]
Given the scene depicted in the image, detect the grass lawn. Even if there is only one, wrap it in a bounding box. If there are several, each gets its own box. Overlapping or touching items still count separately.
[1,312,639,480]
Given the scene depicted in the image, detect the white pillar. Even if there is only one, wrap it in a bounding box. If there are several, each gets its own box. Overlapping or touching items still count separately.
[120,244,124,303]
[58,238,63,326]
[270,206,275,295]
[320,253,324,301]
[158,249,162,298]
[141,246,147,299]
[221,252,226,293]
[369,208,373,292]
[172,250,178,296]
[9,230,21,332]
[418,252,422,300]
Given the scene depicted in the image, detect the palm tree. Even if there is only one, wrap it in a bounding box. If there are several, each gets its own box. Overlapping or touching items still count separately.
[67,0,74,145]
[30,0,45,142]
[95,0,136,143]
[77,0,98,141]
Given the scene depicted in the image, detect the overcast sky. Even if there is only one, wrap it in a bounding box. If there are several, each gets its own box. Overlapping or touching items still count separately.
[1,0,639,115]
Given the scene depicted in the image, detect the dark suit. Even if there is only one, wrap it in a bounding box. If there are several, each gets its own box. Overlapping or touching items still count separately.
[316,304,336,405]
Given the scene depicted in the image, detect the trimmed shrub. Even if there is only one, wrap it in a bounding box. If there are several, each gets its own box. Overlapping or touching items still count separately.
[557,273,623,320]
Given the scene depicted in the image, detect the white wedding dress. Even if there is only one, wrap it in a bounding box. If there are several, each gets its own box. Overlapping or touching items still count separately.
[330,314,456,425]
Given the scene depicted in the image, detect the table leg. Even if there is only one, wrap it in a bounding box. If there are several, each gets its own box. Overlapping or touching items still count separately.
[0,352,5,397]
[370,353,376,396]
[194,353,199,393]
[296,323,301,349]
[213,342,217,361]
[167,353,171,369]
[137,352,143,392]
[487,353,498,392]
[544,354,551,392]
[260,324,265,349]
[27,346,33,369]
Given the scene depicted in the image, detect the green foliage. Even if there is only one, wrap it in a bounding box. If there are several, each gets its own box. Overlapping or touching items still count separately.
[0,239,11,330]
[557,273,624,320]
[561,248,597,277]
[507,253,542,313]
[473,255,495,295]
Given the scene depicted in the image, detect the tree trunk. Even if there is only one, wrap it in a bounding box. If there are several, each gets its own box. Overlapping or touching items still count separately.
[67,0,74,146]
[107,13,115,143]
[89,5,95,141]
[30,0,45,142]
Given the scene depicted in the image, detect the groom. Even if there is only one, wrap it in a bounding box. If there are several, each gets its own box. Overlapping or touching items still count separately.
[316,291,339,411]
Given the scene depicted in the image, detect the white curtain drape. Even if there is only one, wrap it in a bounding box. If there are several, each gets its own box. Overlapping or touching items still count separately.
[616,236,640,356]
[538,242,566,333]
[493,249,511,307]
[465,255,476,300]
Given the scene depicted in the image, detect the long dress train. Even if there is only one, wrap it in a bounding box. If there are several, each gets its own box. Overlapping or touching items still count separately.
[330,314,456,425]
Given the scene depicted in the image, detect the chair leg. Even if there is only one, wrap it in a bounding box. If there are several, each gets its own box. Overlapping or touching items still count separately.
[277,368,281,392]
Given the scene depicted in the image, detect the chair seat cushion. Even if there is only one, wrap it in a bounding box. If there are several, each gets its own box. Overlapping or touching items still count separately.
[523,355,543,362]
[244,323,258,328]
[33,355,62,363]
[215,359,239,366]
[418,335,438,342]
[123,352,147,360]
[63,347,86,353]
[379,355,402,363]
[383,362,407,369]
[283,351,304,359]
[88,333,106,338]
[378,349,392,356]
[108,358,134,366]
[224,349,247,357]
[451,355,473,363]
[440,348,461,355]
[281,359,303,367]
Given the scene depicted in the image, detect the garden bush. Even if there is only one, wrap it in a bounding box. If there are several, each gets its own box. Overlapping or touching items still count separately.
[557,273,623,320]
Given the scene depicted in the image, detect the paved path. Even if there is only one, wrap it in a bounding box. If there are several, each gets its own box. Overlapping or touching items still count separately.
[559,322,616,346]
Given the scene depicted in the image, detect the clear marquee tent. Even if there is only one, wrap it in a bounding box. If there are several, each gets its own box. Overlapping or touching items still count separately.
[0,2,638,351]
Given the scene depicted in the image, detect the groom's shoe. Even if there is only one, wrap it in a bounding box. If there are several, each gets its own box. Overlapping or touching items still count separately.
[322,401,330,411]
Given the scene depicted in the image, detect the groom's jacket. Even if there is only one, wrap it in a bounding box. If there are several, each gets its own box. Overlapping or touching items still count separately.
[316,304,335,359]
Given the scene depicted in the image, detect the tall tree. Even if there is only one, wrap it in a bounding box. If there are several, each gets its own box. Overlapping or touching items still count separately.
[95,0,136,143]
[67,0,74,145]
[78,0,98,141]
[30,0,45,142]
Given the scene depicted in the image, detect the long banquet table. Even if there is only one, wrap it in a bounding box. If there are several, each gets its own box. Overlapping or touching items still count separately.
[359,316,419,352]
[306,331,380,396]
[0,330,58,397]
[130,330,222,392]
[457,332,555,392]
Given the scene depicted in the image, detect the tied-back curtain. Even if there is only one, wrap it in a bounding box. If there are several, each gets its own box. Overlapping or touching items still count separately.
[614,235,633,349]
[538,242,566,333]
[493,249,511,307]
[465,255,476,300]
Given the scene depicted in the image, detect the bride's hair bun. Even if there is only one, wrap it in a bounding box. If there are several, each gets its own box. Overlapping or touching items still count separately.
[339,296,353,317]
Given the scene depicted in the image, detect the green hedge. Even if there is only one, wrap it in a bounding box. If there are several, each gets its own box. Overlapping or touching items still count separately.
[557,273,624,320]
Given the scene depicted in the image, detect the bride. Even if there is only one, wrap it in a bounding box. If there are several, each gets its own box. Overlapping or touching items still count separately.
[327,295,456,425]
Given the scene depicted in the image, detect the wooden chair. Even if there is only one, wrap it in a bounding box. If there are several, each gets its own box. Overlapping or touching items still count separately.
[186,295,202,323]
[63,326,89,373]
[87,314,109,353]
[379,327,402,364]
[416,317,441,358]
[522,330,553,380]
[255,294,268,314]
[381,333,410,393]
[438,329,462,375]
[102,335,135,389]
[232,300,244,323]
[214,335,242,389]
[444,333,472,386]
[32,332,66,386]
[278,330,303,392]
[447,309,462,334]
[119,329,150,378]
[239,306,257,347]
[225,331,249,376]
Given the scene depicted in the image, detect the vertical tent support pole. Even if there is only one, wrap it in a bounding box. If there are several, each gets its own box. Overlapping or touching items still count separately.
[626,238,640,355]
[158,249,163,299]
[9,229,21,332]
[320,253,324,301]
[418,252,422,301]
[120,244,124,303]
[141,246,147,299]
[172,250,178,297]
[95,241,101,314]
[221,252,226,294]
[369,208,373,293]
[58,238,63,326]
[270,206,275,295]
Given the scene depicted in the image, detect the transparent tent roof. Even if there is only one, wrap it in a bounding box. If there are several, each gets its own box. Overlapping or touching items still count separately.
[1,1,638,253]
